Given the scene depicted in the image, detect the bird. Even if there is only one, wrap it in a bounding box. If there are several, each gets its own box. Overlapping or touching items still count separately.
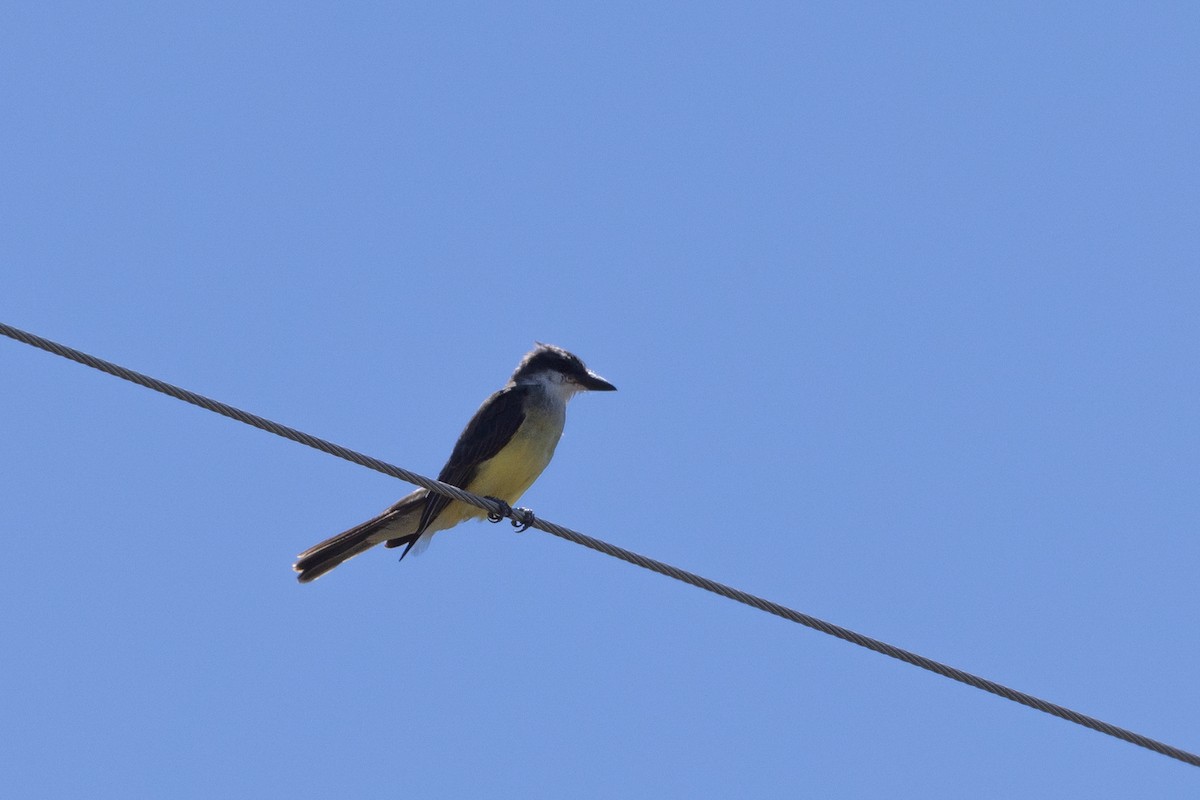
[293,343,616,582]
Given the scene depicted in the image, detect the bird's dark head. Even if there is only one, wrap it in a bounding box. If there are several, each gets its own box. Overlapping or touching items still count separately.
[510,343,616,394]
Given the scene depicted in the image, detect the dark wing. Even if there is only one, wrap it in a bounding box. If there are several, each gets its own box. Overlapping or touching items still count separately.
[412,384,531,536]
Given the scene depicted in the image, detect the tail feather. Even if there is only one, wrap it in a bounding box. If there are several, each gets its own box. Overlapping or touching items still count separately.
[293,532,378,584]
[382,531,424,561]
[293,490,426,583]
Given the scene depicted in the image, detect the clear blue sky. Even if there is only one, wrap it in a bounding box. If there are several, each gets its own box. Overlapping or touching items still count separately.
[2,3,1198,797]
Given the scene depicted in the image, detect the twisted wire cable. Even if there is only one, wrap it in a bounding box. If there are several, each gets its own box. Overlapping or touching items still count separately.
[2,321,1196,768]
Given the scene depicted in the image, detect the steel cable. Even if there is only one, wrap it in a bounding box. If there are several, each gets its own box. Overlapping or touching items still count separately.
[2,321,1196,768]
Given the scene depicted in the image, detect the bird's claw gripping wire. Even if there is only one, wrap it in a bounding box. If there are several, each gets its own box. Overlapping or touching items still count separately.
[484,497,535,532]
[510,507,535,532]
[484,496,510,523]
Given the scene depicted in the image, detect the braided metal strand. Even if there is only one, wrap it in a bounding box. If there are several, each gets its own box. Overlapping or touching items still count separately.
[2,321,1197,768]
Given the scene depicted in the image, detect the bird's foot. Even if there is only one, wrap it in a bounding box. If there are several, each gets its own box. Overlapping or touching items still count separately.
[484,496,512,523]
[510,507,535,532]
[484,497,535,532]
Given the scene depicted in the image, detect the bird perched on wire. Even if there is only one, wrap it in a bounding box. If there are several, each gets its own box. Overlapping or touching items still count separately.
[293,343,616,582]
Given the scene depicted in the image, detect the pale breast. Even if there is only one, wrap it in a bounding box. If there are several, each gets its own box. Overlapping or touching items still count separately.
[464,400,566,507]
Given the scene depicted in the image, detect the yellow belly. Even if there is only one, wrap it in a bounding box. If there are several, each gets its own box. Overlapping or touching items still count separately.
[442,407,564,526]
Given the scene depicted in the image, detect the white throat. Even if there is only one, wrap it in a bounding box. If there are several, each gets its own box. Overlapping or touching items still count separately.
[518,370,584,403]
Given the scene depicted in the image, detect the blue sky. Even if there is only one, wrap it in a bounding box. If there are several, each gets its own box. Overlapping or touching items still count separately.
[2,2,1198,797]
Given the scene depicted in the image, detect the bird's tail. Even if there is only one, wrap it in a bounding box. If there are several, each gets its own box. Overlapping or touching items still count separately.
[293,490,426,583]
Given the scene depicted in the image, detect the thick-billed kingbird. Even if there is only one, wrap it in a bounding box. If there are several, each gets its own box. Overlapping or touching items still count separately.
[293,343,615,582]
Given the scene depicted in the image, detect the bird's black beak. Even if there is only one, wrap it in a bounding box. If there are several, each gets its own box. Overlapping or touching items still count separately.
[579,370,617,391]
